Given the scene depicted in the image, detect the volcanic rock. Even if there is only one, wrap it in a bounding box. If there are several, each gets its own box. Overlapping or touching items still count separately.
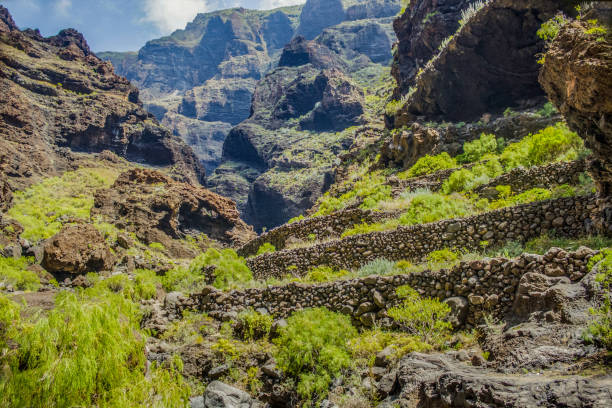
[93,168,255,257]
[539,16,612,233]
[42,224,114,274]
[0,6,204,189]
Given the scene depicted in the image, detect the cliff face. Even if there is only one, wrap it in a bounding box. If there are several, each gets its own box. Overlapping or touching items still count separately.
[0,7,205,189]
[206,1,400,232]
[101,6,303,171]
[390,0,560,125]
[539,13,612,233]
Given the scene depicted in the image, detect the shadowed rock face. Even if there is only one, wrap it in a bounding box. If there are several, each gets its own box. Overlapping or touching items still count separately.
[101,6,303,171]
[209,37,364,231]
[0,6,205,188]
[539,14,612,233]
[92,169,255,257]
[391,0,560,125]
[0,172,12,213]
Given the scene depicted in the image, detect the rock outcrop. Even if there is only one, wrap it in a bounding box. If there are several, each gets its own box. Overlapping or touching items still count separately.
[92,169,255,257]
[101,6,303,171]
[0,172,12,212]
[209,36,367,231]
[0,6,205,189]
[41,224,114,274]
[390,0,560,125]
[539,16,612,233]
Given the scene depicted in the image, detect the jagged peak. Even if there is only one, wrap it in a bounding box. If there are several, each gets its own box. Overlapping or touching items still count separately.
[0,5,17,33]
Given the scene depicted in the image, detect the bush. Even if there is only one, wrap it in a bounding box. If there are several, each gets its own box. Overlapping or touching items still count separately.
[274,308,357,402]
[443,158,504,193]
[356,258,396,277]
[388,286,452,347]
[304,266,348,283]
[235,308,273,341]
[537,102,557,118]
[399,152,457,179]
[398,191,473,225]
[164,248,252,292]
[0,257,40,291]
[458,133,501,163]
[256,243,276,256]
[349,329,431,366]
[7,168,118,242]
[341,221,397,238]
[583,249,612,350]
[0,291,190,407]
[537,14,568,41]
[500,123,583,170]
[314,172,391,216]
[427,249,460,263]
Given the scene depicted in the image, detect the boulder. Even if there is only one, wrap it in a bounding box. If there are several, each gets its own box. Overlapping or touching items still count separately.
[443,296,469,327]
[41,224,114,274]
[203,381,256,408]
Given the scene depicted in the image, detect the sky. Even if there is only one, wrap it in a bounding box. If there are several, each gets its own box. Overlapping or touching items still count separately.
[2,0,305,52]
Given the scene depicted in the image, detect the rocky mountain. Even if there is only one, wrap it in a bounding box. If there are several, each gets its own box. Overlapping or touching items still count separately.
[0,7,205,189]
[206,0,400,231]
[101,1,400,231]
[100,6,303,172]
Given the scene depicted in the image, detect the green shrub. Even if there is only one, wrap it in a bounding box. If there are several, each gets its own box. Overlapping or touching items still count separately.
[399,152,457,179]
[500,123,583,169]
[348,329,431,366]
[303,266,348,283]
[235,308,273,341]
[537,102,557,118]
[583,248,612,350]
[398,191,473,225]
[0,257,40,291]
[149,242,165,251]
[288,215,305,224]
[388,286,452,347]
[314,172,391,216]
[427,249,460,263]
[356,258,397,277]
[341,220,397,237]
[202,248,253,290]
[443,158,504,193]
[458,133,502,163]
[488,187,552,209]
[7,168,118,242]
[0,291,190,407]
[256,243,276,256]
[537,14,568,41]
[274,308,357,402]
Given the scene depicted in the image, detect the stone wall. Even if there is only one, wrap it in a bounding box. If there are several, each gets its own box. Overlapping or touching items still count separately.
[238,209,398,257]
[473,160,586,197]
[184,247,595,329]
[245,195,596,279]
[390,160,586,197]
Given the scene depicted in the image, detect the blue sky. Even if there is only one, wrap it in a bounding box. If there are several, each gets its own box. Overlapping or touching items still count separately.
[2,0,304,52]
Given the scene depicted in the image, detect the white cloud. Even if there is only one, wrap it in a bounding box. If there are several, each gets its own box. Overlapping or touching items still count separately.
[54,0,72,16]
[140,0,305,33]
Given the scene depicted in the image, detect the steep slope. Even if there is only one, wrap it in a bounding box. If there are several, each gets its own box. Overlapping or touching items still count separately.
[208,1,400,231]
[539,10,612,233]
[101,6,303,172]
[0,7,205,190]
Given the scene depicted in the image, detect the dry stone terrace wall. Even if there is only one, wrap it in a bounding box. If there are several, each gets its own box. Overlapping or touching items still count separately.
[182,247,596,330]
[238,209,399,257]
[390,160,586,197]
[472,160,587,197]
[245,195,596,279]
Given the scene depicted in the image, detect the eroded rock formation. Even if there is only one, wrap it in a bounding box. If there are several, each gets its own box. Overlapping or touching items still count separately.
[0,7,205,189]
[539,16,612,234]
[42,224,114,274]
[391,0,559,125]
[93,169,255,257]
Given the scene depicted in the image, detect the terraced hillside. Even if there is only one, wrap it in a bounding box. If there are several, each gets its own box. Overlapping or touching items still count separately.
[1,1,611,407]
